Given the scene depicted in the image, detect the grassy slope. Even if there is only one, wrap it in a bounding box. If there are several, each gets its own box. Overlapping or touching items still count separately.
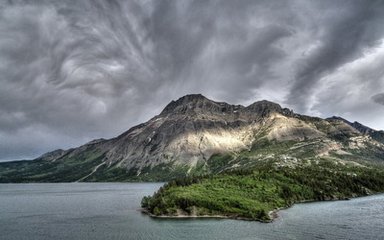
[142,159,384,222]
[142,137,384,222]
[0,148,104,182]
[1,135,383,183]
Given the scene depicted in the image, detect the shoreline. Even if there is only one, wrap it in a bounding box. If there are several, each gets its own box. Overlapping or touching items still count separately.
[141,193,376,223]
[140,208,269,222]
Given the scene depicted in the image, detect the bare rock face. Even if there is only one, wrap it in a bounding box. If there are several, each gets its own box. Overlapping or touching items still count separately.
[327,116,384,143]
[37,149,66,161]
[22,94,383,182]
[103,94,284,169]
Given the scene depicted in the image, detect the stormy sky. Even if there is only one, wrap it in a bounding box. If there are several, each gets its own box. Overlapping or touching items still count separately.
[1,0,384,161]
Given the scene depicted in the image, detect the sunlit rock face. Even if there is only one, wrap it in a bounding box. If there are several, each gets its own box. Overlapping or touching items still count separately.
[101,94,297,169]
[36,94,384,179]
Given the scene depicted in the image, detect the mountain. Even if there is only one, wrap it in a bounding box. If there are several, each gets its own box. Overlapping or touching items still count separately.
[1,94,384,182]
[327,116,384,143]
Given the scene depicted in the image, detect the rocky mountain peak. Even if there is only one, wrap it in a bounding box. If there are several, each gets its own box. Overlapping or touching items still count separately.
[171,94,210,106]
[247,100,281,111]
[327,116,371,133]
[4,94,384,183]
[246,100,294,117]
[327,116,384,143]
[160,94,230,115]
[159,94,293,118]
[327,116,350,122]
[36,149,66,161]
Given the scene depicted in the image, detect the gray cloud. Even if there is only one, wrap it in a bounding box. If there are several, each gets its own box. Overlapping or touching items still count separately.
[1,0,384,161]
[287,0,384,112]
[372,93,384,105]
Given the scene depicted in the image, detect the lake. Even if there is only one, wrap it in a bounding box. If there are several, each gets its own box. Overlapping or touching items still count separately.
[0,183,383,240]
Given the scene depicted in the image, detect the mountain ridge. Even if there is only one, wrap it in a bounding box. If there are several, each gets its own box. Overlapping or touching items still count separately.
[327,116,384,143]
[1,94,383,182]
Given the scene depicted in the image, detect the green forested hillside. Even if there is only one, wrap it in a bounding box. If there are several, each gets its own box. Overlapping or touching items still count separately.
[142,159,384,222]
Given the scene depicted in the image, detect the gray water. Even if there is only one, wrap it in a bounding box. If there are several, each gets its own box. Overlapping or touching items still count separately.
[0,183,383,240]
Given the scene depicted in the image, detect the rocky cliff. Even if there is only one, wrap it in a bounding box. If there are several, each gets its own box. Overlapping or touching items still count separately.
[1,94,383,182]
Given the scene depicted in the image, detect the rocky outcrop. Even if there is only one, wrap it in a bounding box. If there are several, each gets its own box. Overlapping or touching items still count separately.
[40,95,384,170]
[327,116,384,143]
[96,95,302,170]
[2,94,384,182]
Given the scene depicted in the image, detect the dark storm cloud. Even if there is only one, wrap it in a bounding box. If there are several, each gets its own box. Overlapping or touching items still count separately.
[372,93,384,105]
[1,0,384,160]
[0,0,158,159]
[287,0,384,112]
